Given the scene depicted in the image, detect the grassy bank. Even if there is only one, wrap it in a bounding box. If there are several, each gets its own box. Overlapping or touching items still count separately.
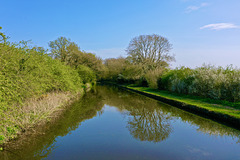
[126,85,240,118]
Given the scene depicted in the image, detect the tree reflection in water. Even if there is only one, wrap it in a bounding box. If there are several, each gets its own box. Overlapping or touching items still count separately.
[127,108,172,142]
[1,85,240,160]
[98,85,240,143]
[98,85,173,142]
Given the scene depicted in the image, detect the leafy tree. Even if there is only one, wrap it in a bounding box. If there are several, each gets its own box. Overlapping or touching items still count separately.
[49,37,104,79]
[49,37,79,63]
[104,57,127,80]
[126,34,174,70]
[76,65,96,84]
[104,57,143,82]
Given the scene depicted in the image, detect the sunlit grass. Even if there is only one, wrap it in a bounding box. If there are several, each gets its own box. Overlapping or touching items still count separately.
[126,86,240,119]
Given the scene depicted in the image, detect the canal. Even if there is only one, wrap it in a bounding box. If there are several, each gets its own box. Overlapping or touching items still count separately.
[1,85,240,160]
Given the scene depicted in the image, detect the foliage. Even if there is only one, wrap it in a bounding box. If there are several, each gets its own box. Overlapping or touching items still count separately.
[103,57,144,83]
[102,34,175,86]
[126,34,174,71]
[49,37,80,63]
[104,57,128,81]
[49,37,104,79]
[69,51,104,79]
[0,42,83,105]
[76,65,96,84]
[144,68,165,89]
[0,27,8,43]
[0,41,85,144]
[158,65,240,102]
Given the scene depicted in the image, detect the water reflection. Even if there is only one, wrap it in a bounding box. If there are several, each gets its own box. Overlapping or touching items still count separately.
[1,85,240,160]
[0,91,105,160]
[98,85,240,143]
[127,108,172,142]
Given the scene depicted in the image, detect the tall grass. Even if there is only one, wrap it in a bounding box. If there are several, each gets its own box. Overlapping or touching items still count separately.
[158,65,240,103]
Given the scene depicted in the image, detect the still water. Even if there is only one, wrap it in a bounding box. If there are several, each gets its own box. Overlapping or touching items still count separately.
[1,85,240,160]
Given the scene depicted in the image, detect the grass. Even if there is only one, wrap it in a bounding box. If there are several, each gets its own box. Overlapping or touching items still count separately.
[126,85,240,119]
[0,89,84,146]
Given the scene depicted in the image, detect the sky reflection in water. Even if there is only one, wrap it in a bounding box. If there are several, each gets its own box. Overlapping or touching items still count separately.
[1,85,240,160]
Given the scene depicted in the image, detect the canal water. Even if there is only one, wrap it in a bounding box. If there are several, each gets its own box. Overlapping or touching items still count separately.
[1,85,240,160]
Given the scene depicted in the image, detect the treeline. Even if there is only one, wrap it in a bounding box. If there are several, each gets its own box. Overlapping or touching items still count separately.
[101,34,240,103]
[101,34,175,87]
[1,27,239,145]
[0,37,99,110]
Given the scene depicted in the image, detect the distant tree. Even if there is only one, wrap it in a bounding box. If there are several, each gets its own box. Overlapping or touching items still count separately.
[69,51,104,78]
[126,34,174,70]
[104,57,143,81]
[49,37,105,79]
[49,37,79,63]
[104,57,127,80]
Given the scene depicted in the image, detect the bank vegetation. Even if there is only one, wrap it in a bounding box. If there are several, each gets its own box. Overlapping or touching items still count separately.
[101,34,240,115]
[0,28,99,146]
[1,28,239,147]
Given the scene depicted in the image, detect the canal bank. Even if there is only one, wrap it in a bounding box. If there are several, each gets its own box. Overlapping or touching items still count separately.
[0,83,94,150]
[101,82,240,130]
[1,85,239,160]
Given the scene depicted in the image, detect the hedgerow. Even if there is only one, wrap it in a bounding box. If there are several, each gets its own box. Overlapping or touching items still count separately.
[0,41,90,144]
[158,65,240,102]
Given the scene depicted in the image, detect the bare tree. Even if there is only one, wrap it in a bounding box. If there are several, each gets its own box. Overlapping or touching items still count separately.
[126,34,174,70]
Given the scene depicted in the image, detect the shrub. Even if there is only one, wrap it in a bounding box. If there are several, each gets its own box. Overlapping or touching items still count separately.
[0,42,83,107]
[145,68,164,89]
[76,65,96,84]
[158,65,240,102]
[0,42,85,144]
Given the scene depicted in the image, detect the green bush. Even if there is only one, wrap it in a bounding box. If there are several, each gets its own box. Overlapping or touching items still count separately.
[144,68,164,89]
[0,42,83,107]
[158,65,240,102]
[0,41,88,144]
[76,65,96,84]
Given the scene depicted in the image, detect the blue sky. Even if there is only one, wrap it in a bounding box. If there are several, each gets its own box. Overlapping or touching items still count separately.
[1,0,240,68]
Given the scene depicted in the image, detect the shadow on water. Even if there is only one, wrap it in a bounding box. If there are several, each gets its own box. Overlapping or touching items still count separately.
[1,85,240,159]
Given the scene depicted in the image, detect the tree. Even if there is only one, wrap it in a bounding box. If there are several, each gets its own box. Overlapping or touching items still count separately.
[69,51,105,78]
[126,34,174,70]
[49,37,79,63]
[104,57,143,82]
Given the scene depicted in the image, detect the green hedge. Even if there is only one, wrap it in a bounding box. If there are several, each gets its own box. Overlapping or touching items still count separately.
[158,65,240,102]
[76,65,96,84]
[0,43,83,108]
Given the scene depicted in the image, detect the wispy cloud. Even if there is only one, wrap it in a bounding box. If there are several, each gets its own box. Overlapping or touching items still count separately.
[186,3,209,13]
[200,23,239,30]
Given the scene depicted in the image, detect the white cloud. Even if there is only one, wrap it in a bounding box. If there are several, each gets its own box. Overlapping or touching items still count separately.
[200,23,239,30]
[186,3,209,13]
